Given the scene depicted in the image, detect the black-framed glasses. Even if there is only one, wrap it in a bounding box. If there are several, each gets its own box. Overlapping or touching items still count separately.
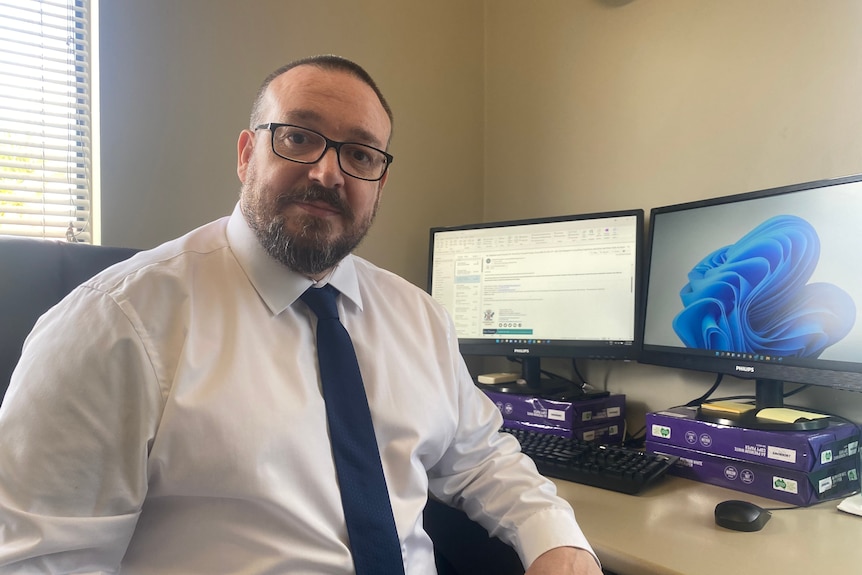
[254,123,393,182]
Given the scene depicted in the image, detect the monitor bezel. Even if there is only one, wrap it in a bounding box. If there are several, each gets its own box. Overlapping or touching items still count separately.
[639,173,862,396]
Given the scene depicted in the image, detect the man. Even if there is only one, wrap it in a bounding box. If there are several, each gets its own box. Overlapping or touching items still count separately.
[0,55,601,574]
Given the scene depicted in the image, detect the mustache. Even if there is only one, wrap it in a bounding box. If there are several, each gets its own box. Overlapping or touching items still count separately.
[275,185,352,218]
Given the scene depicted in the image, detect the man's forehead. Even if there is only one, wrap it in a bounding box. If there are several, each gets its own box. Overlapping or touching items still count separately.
[262,66,390,143]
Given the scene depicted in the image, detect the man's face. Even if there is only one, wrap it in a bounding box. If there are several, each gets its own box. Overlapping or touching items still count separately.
[236,66,391,279]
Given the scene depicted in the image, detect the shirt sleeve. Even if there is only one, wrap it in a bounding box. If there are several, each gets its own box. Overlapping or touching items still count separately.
[0,286,163,573]
[425,318,598,569]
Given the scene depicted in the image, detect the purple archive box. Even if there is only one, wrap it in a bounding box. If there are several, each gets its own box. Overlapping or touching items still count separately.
[502,418,625,444]
[482,390,626,431]
[646,441,860,506]
[646,406,860,473]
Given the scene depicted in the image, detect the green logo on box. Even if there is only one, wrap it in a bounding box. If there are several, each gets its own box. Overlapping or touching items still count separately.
[651,424,671,439]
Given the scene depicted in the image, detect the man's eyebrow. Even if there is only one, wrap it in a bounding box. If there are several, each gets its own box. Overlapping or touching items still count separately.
[282,109,324,125]
[281,109,385,148]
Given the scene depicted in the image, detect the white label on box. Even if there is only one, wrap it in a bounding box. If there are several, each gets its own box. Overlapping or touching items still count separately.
[821,450,833,465]
[607,407,621,418]
[583,430,596,441]
[819,476,834,494]
[548,409,566,421]
[767,445,797,464]
[651,424,672,439]
[772,476,799,494]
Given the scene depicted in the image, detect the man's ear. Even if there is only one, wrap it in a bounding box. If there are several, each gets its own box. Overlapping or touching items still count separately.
[237,129,255,183]
[377,168,390,193]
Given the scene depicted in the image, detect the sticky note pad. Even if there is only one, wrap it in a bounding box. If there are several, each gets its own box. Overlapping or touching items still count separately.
[756,408,829,423]
[700,401,756,415]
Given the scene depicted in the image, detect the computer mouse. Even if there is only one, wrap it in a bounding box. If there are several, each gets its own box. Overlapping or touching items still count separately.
[714,500,771,532]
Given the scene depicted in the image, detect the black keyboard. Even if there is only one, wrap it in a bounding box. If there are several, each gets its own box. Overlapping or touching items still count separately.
[504,427,678,495]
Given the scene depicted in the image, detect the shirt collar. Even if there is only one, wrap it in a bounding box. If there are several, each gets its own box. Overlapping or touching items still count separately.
[226,203,363,315]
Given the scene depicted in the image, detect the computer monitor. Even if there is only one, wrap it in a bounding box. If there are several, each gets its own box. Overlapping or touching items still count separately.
[641,174,862,429]
[427,209,644,396]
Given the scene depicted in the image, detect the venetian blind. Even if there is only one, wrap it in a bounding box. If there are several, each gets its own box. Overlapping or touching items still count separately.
[0,0,92,242]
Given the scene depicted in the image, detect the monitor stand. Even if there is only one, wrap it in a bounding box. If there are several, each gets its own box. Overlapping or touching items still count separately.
[696,378,830,431]
[476,357,609,400]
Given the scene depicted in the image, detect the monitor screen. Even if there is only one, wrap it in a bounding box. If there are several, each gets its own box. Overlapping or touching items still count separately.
[641,174,862,421]
[428,209,644,394]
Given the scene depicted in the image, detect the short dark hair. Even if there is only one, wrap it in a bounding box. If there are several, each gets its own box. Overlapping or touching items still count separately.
[249,55,393,133]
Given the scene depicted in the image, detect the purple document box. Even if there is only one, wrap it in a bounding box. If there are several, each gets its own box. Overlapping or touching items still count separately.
[482,390,626,431]
[646,441,860,506]
[502,417,625,444]
[646,406,860,473]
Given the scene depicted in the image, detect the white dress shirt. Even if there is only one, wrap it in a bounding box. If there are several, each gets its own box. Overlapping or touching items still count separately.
[0,204,595,574]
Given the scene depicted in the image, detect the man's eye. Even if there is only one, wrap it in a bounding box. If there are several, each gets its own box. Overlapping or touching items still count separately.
[285,132,310,146]
[350,149,371,164]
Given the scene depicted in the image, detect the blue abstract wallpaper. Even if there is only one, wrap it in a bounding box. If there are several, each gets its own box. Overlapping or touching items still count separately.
[673,215,856,358]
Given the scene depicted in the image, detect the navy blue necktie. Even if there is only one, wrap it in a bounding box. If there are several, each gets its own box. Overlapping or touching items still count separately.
[301,285,405,575]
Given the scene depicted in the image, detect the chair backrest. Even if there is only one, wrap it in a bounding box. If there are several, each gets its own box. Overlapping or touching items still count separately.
[0,236,139,404]
[424,497,525,575]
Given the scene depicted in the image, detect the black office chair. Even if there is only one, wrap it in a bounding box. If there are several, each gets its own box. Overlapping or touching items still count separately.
[424,497,525,575]
[0,236,139,405]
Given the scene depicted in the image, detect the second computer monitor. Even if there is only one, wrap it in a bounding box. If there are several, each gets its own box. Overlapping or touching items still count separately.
[640,174,862,417]
[428,209,644,393]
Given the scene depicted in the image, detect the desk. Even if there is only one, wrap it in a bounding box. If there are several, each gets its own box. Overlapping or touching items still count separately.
[552,475,860,575]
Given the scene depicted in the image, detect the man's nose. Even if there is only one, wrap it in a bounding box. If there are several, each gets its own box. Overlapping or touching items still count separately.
[307,147,345,188]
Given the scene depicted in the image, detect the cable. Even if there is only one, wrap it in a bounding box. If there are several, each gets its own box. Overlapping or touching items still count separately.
[571,359,588,386]
[682,373,724,407]
[623,425,647,449]
[697,384,811,407]
[783,384,811,398]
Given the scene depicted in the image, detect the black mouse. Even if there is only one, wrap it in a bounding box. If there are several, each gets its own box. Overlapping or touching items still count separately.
[714,500,771,532]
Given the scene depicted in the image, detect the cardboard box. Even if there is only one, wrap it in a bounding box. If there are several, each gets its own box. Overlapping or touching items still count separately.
[646,441,860,506]
[483,390,625,431]
[646,406,860,473]
[502,417,625,444]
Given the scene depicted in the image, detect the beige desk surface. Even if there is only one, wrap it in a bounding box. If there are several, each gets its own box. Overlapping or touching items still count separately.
[552,475,861,575]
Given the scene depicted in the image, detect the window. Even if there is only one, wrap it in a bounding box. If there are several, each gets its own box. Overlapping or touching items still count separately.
[0,0,93,242]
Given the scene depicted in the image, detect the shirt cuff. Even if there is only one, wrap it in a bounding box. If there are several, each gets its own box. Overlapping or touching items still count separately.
[512,507,600,569]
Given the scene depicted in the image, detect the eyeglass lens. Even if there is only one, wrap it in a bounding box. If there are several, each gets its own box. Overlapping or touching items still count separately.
[271,125,388,180]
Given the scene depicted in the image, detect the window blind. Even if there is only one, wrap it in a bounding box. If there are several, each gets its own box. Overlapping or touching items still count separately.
[0,0,92,243]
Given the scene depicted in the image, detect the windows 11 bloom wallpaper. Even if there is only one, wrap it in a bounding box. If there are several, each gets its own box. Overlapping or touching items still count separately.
[673,215,856,358]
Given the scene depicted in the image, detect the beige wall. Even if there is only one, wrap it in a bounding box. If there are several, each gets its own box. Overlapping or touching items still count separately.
[485,0,862,219]
[98,0,862,423]
[99,0,485,287]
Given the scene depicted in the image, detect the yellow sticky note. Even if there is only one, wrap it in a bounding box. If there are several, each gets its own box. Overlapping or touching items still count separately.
[757,408,829,423]
[700,401,756,415]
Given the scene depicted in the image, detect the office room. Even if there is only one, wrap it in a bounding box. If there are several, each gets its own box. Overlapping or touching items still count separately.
[96,0,860,571]
[3,0,862,573]
[97,0,862,424]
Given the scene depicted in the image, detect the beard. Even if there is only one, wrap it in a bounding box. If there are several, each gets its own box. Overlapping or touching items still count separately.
[240,172,378,276]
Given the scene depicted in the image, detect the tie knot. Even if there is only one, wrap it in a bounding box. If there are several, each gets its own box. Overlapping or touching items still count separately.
[300,284,340,320]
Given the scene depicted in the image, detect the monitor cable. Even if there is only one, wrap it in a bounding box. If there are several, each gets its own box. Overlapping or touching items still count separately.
[682,373,724,407]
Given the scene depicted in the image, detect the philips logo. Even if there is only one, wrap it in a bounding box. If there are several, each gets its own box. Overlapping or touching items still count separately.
[735,365,756,373]
[513,348,530,354]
